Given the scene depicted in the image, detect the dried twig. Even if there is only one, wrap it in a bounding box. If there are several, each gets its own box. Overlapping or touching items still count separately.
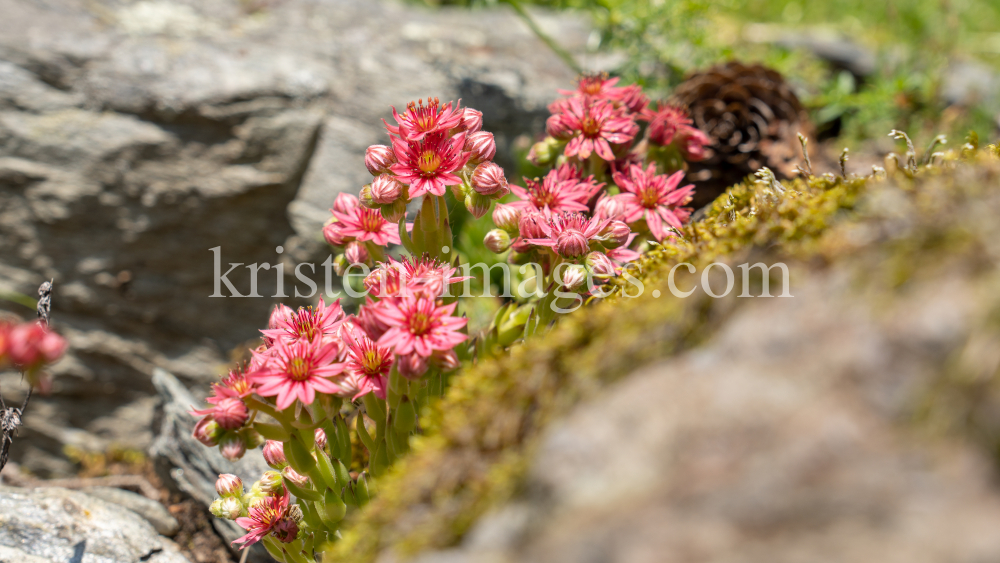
[0,281,54,474]
[796,132,813,177]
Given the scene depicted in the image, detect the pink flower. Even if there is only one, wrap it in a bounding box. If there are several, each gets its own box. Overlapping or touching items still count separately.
[510,166,603,213]
[385,98,464,142]
[261,298,345,347]
[613,164,694,242]
[526,212,610,259]
[556,73,623,102]
[364,256,470,299]
[342,328,393,400]
[614,84,649,114]
[6,323,66,368]
[606,233,641,268]
[641,102,704,148]
[233,491,291,549]
[376,298,468,358]
[326,205,401,247]
[190,396,248,430]
[559,97,638,161]
[390,131,470,199]
[248,338,345,410]
[678,127,711,161]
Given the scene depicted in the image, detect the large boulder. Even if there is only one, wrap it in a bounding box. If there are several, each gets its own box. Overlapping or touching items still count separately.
[0,485,189,563]
[0,0,585,475]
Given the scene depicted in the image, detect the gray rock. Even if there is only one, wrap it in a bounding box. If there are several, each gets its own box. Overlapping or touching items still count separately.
[419,258,1000,563]
[148,368,270,562]
[0,0,587,476]
[0,485,190,563]
[82,486,179,537]
[943,59,1000,110]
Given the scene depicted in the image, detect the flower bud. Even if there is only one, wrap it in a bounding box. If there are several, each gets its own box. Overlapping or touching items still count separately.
[561,265,588,290]
[345,241,370,266]
[679,128,710,161]
[527,137,559,166]
[465,131,496,164]
[281,466,310,488]
[483,229,512,253]
[216,474,244,498]
[365,144,396,176]
[263,440,288,469]
[242,427,265,450]
[471,162,507,197]
[556,230,590,259]
[381,198,407,223]
[459,108,483,133]
[332,192,360,214]
[586,251,616,279]
[518,211,546,239]
[273,518,299,543]
[323,222,349,246]
[333,254,349,276]
[219,433,246,462]
[213,397,249,430]
[359,184,375,208]
[601,220,631,249]
[397,353,429,380]
[371,174,404,204]
[314,427,328,451]
[258,470,285,494]
[492,203,521,233]
[595,195,627,220]
[464,192,492,219]
[210,498,242,520]
[546,114,575,140]
[192,417,223,447]
[431,349,460,372]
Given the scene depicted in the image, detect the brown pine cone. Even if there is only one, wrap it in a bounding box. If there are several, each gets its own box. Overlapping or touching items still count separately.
[672,61,813,208]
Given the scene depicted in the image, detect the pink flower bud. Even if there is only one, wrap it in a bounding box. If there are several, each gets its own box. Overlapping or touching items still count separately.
[471,162,507,196]
[371,174,404,204]
[213,397,249,430]
[365,144,396,176]
[595,195,628,220]
[464,131,496,164]
[561,265,587,290]
[273,518,299,543]
[263,440,288,469]
[556,230,590,258]
[314,428,328,451]
[586,252,616,278]
[323,223,349,247]
[601,220,631,249]
[465,192,492,219]
[483,229,512,253]
[37,330,67,365]
[432,349,460,372]
[459,108,483,133]
[345,241,371,266]
[192,417,223,447]
[268,304,293,330]
[616,84,649,114]
[518,211,547,239]
[216,474,244,498]
[7,323,65,368]
[546,113,576,140]
[281,466,310,488]
[333,192,360,214]
[259,470,284,494]
[219,433,246,462]
[397,353,428,380]
[492,203,522,233]
[679,128,711,161]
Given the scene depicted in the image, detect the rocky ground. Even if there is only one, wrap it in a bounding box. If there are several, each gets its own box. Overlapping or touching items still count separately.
[0,0,585,476]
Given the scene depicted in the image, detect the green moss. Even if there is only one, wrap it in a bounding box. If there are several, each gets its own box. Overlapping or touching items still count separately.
[329,149,1000,562]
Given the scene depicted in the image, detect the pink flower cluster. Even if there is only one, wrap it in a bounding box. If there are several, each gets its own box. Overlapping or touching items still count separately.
[323,98,511,267]
[510,73,703,247]
[191,256,468,459]
[0,321,66,373]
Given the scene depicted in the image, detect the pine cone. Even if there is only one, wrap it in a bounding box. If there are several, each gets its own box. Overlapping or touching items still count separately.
[672,62,812,208]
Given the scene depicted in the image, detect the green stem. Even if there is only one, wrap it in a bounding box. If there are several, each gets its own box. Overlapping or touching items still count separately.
[500,0,581,74]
